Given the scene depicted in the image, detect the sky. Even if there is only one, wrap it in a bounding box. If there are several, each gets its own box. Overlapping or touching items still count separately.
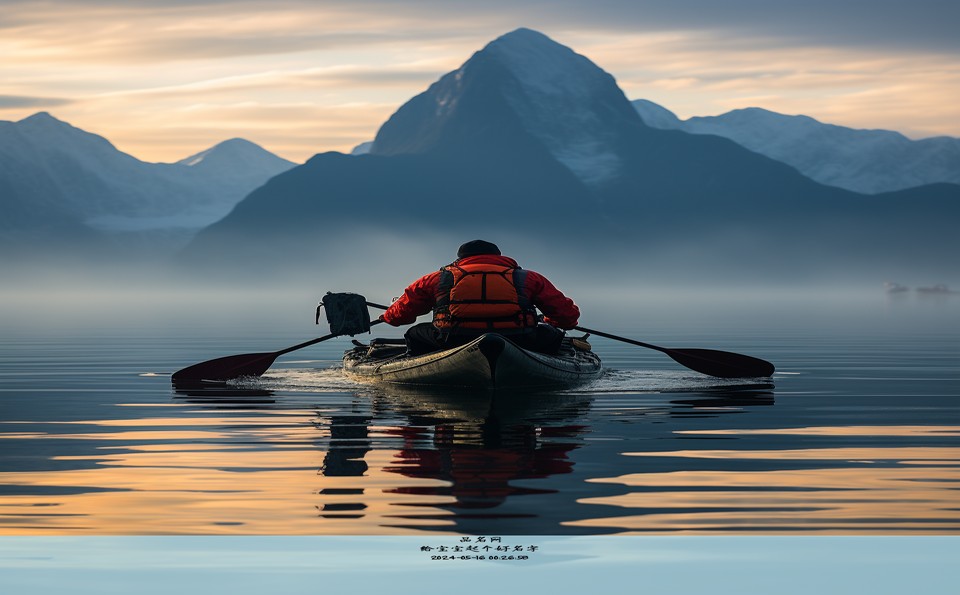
[2,0,959,163]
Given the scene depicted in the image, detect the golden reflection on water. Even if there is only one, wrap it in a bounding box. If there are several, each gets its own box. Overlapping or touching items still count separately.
[0,406,457,535]
[2,406,959,534]
[675,426,960,437]
[574,441,960,534]
[624,446,960,461]
[0,446,450,535]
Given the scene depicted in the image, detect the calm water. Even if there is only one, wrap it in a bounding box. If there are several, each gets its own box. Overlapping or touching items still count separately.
[0,289,957,535]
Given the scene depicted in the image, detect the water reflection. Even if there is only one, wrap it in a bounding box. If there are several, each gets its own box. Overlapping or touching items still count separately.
[374,390,590,533]
[310,384,777,534]
[315,414,371,519]
[173,385,276,408]
[667,388,775,417]
[2,297,958,535]
[0,377,782,534]
[303,387,593,533]
[575,456,960,534]
[6,368,960,535]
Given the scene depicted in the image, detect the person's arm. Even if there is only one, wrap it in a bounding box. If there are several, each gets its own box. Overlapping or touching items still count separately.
[525,271,580,329]
[381,271,439,326]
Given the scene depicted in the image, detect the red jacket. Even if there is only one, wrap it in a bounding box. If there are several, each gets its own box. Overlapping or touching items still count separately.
[382,255,580,329]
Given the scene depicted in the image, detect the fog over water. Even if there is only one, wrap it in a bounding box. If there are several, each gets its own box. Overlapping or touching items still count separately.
[3,257,956,341]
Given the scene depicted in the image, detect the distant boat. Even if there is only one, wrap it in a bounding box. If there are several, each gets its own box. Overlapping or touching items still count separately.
[884,282,909,294]
[916,284,953,294]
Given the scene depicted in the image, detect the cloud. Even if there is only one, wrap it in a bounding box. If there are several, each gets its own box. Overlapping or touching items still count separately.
[0,3,471,65]
[2,0,957,161]
[577,29,960,138]
[540,0,960,53]
[72,99,397,164]
[8,1,955,59]
[0,95,73,109]
[93,64,449,102]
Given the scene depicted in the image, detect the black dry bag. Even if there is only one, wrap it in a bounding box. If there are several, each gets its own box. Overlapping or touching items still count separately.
[320,292,371,336]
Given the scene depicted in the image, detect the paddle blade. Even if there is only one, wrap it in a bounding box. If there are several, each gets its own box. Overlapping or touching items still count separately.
[666,348,775,378]
[172,352,279,384]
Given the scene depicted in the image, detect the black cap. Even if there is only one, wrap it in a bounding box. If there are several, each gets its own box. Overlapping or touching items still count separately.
[457,240,501,258]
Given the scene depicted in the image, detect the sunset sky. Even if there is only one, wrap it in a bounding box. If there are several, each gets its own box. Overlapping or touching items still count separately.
[3,0,958,163]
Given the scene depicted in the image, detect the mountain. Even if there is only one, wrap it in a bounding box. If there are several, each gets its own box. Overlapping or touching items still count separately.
[178,137,295,183]
[188,28,608,251]
[632,101,960,193]
[0,112,295,256]
[182,28,959,282]
[371,28,640,187]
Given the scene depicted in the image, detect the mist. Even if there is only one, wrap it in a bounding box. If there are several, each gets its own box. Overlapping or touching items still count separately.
[3,229,956,346]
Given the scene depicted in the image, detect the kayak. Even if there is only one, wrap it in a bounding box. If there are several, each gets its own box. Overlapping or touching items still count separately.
[342,333,602,390]
[171,292,773,387]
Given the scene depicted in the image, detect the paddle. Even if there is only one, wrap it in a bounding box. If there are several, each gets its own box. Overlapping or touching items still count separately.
[171,320,385,384]
[172,292,382,384]
[574,325,775,378]
[359,300,774,378]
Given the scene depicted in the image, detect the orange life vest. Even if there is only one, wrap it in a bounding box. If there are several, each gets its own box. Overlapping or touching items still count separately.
[433,263,538,331]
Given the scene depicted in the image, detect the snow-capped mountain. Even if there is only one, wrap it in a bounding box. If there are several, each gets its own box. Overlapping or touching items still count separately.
[371,27,641,186]
[178,138,293,177]
[184,28,960,281]
[0,113,295,240]
[632,101,960,193]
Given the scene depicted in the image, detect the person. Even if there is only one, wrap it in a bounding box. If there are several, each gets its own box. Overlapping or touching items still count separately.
[380,240,580,355]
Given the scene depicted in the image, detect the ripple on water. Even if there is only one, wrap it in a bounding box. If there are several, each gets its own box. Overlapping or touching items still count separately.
[234,365,774,396]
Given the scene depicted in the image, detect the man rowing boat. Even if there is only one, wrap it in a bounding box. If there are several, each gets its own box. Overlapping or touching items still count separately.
[172,239,772,385]
[380,240,581,355]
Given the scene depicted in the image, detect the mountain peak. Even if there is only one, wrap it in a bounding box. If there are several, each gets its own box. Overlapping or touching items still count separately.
[480,28,601,97]
[17,111,73,131]
[20,111,61,124]
[177,138,294,174]
[724,107,815,123]
[486,27,559,49]
[471,28,562,62]
[11,111,126,160]
[371,28,643,186]
[215,137,257,149]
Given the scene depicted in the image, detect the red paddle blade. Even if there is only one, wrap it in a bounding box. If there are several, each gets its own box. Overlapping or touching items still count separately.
[667,348,775,378]
[172,352,279,384]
